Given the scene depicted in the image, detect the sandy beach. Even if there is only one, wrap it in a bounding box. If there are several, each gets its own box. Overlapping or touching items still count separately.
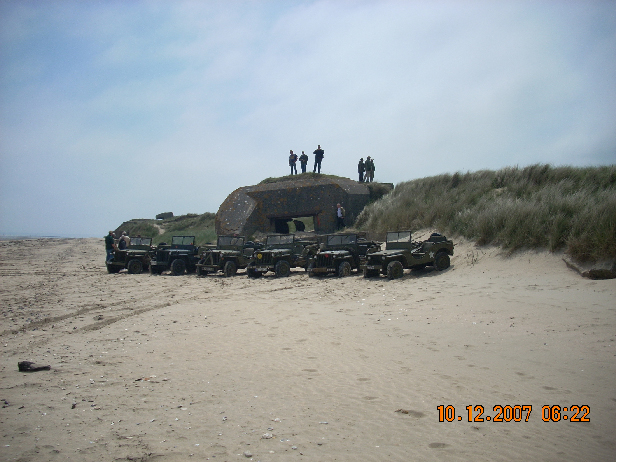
[0,237,614,461]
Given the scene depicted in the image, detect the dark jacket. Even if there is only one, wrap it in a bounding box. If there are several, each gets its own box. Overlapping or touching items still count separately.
[105,234,115,251]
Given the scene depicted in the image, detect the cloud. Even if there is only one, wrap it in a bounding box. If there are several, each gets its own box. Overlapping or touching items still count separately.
[0,0,614,237]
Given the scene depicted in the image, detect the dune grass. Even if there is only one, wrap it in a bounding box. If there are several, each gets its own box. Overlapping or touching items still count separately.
[355,164,615,263]
[153,213,217,246]
[118,214,217,246]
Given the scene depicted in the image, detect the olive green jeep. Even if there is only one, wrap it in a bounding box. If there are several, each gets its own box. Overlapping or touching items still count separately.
[246,234,318,278]
[362,231,454,279]
[308,233,381,277]
[149,236,200,275]
[106,237,153,274]
[196,235,263,277]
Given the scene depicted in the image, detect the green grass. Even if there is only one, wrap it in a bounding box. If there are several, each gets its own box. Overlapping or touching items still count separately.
[259,172,350,184]
[116,213,217,247]
[355,164,615,263]
[118,221,160,240]
[153,213,217,246]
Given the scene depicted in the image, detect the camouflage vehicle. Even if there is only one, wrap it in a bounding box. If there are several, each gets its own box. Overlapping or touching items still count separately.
[307,233,381,277]
[362,231,454,279]
[246,234,318,278]
[106,236,153,274]
[149,236,200,275]
[196,235,262,277]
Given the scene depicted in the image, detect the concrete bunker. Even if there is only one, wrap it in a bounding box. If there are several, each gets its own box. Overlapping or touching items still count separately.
[216,177,382,237]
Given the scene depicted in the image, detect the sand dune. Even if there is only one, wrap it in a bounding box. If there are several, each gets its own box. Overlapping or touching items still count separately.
[0,237,614,461]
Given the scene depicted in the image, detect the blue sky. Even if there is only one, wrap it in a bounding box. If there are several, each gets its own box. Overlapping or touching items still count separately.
[0,0,614,238]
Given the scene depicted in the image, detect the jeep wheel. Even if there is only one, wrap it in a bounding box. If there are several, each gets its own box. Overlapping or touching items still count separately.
[171,259,186,275]
[247,268,262,278]
[387,261,404,279]
[223,260,237,277]
[150,265,162,275]
[307,261,315,277]
[196,266,208,276]
[363,267,379,278]
[338,261,351,277]
[106,264,120,274]
[275,260,291,278]
[127,259,143,274]
[434,252,450,270]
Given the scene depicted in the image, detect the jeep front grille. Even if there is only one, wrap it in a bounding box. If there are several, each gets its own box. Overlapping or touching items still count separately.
[209,252,221,265]
[255,252,273,265]
[315,254,334,268]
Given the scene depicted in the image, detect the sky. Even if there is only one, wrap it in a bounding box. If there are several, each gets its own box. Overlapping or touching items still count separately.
[0,0,614,238]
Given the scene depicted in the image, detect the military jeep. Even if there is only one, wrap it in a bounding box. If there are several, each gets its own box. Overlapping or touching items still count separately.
[308,233,381,277]
[149,236,200,275]
[196,235,262,277]
[246,234,318,278]
[362,231,454,279]
[106,236,153,274]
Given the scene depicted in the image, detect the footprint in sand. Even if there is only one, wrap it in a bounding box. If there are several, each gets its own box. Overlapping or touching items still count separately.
[429,442,449,448]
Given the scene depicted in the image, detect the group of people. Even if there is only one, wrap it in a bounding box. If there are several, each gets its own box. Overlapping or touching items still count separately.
[289,145,325,175]
[105,230,130,262]
[287,146,376,184]
[357,156,376,183]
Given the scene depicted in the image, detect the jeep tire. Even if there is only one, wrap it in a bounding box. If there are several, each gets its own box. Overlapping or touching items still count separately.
[275,260,291,278]
[127,259,143,274]
[247,268,263,278]
[338,261,351,277]
[307,261,315,277]
[387,260,404,279]
[171,258,186,275]
[106,264,120,274]
[363,267,379,278]
[434,251,450,271]
[223,260,237,277]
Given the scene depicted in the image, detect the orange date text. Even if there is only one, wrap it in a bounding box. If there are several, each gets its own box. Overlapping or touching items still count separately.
[437,405,590,422]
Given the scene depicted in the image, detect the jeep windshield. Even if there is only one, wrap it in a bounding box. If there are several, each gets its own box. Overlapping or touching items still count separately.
[386,231,412,243]
[218,236,244,247]
[266,235,294,246]
[130,237,152,246]
[327,234,357,246]
[172,236,195,246]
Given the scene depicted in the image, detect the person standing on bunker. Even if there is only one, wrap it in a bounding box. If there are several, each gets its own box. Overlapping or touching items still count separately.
[313,145,324,173]
[289,150,298,175]
[367,157,375,182]
[299,151,309,173]
[358,158,365,182]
